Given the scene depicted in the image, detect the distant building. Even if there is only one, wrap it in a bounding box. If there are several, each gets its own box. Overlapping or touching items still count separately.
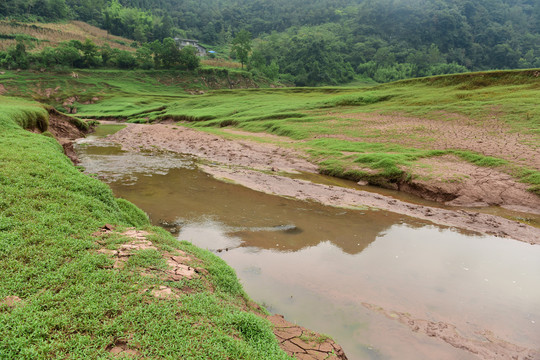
[174,38,207,57]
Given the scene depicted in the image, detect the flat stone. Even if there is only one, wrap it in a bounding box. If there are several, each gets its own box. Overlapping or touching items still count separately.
[109,346,124,355]
[171,255,190,263]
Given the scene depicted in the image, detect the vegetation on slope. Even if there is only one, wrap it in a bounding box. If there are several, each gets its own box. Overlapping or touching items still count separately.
[0,20,135,52]
[38,68,537,195]
[0,69,272,115]
[2,0,540,84]
[0,98,292,359]
[1,68,538,196]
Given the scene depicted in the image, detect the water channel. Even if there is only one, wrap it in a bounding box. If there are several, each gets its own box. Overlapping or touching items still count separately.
[75,125,540,360]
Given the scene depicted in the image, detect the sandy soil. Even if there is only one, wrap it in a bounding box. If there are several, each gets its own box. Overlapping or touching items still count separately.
[106,123,540,244]
[108,123,318,173]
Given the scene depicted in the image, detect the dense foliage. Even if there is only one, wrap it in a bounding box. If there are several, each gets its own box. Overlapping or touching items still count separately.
[0,37,200,70]
[1,0,540,84]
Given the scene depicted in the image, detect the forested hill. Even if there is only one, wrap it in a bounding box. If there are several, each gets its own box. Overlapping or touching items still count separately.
[2,0,540,85]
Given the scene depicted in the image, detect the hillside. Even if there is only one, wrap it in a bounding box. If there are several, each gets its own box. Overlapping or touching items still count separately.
[2,0,540,85]
[0,20,135,52]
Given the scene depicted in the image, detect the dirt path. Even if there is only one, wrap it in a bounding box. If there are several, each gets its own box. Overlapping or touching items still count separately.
[106,123,540,244]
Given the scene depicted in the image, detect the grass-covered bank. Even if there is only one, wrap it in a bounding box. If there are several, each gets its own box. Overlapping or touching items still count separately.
[0,101,292,358]
[68,68,539,196]
[0,69,274,114]
[2,68,539,199]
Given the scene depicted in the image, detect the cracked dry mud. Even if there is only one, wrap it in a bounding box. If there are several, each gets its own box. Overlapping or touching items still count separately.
[321,112,539,169]
[267,314,347,360]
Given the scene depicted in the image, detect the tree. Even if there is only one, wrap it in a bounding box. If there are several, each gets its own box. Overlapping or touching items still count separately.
[136,44,154,69]
[231,29,252,69]
[49,0,68,19]
[80,38,100,67]
[55,43,81,67]
[178,46,200,70]
[160,37,180,68]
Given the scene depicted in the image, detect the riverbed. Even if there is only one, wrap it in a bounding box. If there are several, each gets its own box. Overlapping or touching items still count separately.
[75,125,540,359]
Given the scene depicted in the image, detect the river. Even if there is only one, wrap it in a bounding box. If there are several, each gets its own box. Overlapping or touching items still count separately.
[75,125,540,359]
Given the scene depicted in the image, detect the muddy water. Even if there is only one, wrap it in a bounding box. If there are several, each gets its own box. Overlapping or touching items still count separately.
[76,125,540,360]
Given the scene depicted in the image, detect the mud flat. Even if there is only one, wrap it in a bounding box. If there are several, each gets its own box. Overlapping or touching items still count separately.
[107,123,540,244]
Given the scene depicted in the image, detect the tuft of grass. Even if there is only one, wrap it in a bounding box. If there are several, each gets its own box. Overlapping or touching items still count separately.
[318,93,393,107]
[127,249,168,269]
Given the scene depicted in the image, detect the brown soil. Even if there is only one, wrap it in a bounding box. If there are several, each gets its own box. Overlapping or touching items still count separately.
[108,123,318,173]
[106,123,540,244]
[403,155,540,213]
[266,314,348,360]
[324,112,539,169]
[46,110,87,164]
[93,225,345,359]
[0,296,23,308]
[363,303,539,360]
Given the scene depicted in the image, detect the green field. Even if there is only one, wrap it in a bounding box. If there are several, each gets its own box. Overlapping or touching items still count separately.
[2,69,539,194]
[0,98,292,359]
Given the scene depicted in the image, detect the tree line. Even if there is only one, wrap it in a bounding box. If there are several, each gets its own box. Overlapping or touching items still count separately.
[1,0,539,85]
[0,37,200,70]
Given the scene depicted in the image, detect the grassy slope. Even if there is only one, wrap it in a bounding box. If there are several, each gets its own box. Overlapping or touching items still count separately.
[56,68,539,193]
[0,20,135,52]
[167,70,540,193]
[0,69,271,116]
[1,69,539,194]
[0,99,291,359]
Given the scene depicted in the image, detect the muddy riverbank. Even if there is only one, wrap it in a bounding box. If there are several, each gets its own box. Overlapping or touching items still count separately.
[75,126,540,360]
[106,122,540,244]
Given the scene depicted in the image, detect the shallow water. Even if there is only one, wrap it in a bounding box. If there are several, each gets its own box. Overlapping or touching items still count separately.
[76,125,540,359]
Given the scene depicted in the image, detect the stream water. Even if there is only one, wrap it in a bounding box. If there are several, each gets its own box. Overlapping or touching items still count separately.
[75,125,540,360]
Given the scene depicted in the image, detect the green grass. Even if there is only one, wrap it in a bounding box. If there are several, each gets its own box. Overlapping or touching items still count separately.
[2,68,539,193]
[0,100,291,359]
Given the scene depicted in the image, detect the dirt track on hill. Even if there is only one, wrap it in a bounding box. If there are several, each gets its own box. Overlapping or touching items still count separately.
[106,123,540,244]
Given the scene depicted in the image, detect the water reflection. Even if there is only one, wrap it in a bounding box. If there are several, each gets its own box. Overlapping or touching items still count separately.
[75,125,540,360]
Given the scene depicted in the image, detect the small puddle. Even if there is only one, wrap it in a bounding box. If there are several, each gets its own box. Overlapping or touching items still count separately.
[75,125,540,360]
